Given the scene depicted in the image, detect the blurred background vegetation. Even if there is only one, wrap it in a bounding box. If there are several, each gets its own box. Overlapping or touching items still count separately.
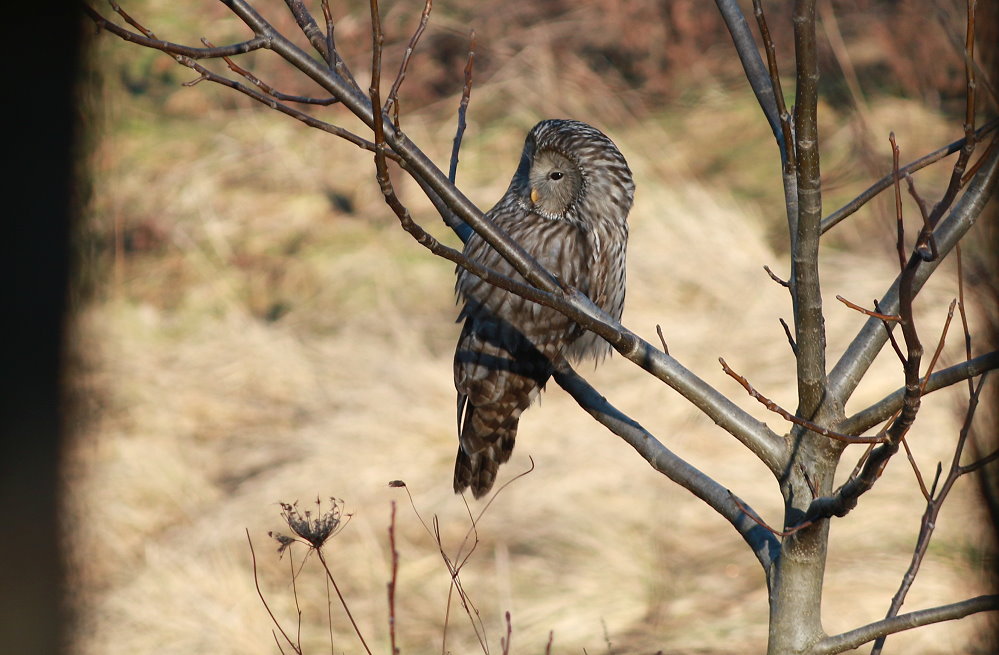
[69,1,996,653]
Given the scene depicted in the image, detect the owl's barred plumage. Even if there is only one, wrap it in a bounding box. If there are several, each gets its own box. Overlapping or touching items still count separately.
[453,119,635,497]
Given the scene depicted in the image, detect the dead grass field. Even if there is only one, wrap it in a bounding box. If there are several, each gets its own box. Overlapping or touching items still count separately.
[69,5,995,654]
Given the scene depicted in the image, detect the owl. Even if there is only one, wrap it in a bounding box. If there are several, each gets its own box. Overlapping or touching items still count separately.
[453,119,635,497]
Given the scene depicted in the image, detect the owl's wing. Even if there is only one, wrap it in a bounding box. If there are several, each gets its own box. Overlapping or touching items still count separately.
[453,303,554,497]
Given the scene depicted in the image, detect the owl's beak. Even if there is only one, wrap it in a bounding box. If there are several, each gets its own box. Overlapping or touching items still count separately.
[530,188,540,204]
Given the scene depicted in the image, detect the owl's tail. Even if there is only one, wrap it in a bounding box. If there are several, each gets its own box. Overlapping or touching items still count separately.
[453,396,520,498]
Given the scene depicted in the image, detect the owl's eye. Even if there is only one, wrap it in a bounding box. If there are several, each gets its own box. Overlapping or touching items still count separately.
[549,171,564,181]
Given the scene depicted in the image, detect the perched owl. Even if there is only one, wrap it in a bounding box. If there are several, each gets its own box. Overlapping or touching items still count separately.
[453,119,635,497]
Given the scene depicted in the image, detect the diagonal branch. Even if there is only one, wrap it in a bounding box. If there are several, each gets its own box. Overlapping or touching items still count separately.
[84,5,268,58]
[714,0,783,152]
[820,118,998,234]
[552,360,780,572]
[809,595,999,655]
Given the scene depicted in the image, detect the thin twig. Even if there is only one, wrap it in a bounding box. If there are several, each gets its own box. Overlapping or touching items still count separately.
[901,437,931,502]
[89,5,388,158]
[763,264,790,288]
[751,0,794,169]
[655,324,670,356]
[779,317,798,356]
[820,118,998,234]
[449,30,476,184]
[955,245,974,395]
[715,0,783,148]
[870,373,989,654]
[959,447,999,475]
[387,501,399,655]
[920,299,957,394]
[904,173,939,262]
[321,0,335,68]
[730,492,814,537]
[962,135,998,185]
[873,298,906,365]
[890,133,906,271]
[204,37,338,105]
[501,611,512,655]
[720,358,886,444]
[246,530,302,655]
[289,548,302,651]
[317,549,374,655]
[385,0,433,128]
[836,295,901,322]
[85,4,267,57]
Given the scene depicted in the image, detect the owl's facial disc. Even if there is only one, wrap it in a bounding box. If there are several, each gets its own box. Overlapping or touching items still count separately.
[527,150,581,219]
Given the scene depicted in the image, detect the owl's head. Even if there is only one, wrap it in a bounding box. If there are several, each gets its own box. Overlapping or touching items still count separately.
[524,148,582,220]
[514,119,634,224]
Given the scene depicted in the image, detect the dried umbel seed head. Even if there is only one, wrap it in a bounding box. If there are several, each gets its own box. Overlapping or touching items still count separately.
[269,497,351,553]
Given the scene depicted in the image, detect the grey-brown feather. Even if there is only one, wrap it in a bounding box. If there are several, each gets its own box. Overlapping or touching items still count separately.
[453,119,634,498]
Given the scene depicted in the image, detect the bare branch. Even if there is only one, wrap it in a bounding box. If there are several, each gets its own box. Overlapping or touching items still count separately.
[85,4,268,58]
[317,549,373,655]
[835,295,900,322]
[901,438,931,502]
[820,118,998,234]
[890,133,907,271]
[873,298,907,365]
[89,4,383,155]
[180,55,382,155]
[751,0,794,168]
[720,358,885,444]
[204,37,338,105]
[552,360,779,571]
[282,0,329,61]
[385,0,433,127]
[811,595,999,655]
[714,0,784,153]
[729,492,814,538]
[904,174,935,252]
[960,447,999,475]
[387,502,399,655]
[655,324,670,356]
[840,351,999,435]
[246,530,302,655]
[764,264,790,288]
[920,299,957,393]
[449,31,476,185]
[779,317,798,356]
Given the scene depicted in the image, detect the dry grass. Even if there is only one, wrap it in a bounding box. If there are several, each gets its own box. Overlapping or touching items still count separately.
[68,4,995,654]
